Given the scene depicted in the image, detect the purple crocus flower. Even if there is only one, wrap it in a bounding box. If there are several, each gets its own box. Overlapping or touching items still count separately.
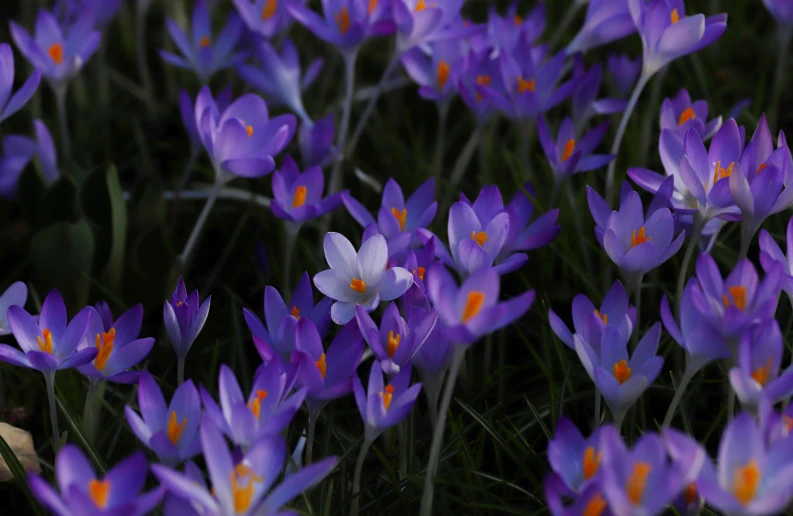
[57,0,123,27]
[496,183,560,268]
[764,0,793,29]
[0,289,94,372]
[10,10,100,84]
[547,417,606,496]
[179,87,231,157]
[629,0,727,75]
[758,214,793,296]
[270,156,344,223]
[570,59,627,133]
[587,182,685,286]
[231,0,301,38]
[567,0,636,54]
[353,360,422,442]
[291,318,364,415]
[425,264,534,345]
[537,116,614,184]
[244,271,332,362]
[729,320,793,411]
[299,113,336,169]
[200,362,306,449]
[1,119,60,198]
[237,39,324,124]
[456,48,502,123]
[153,415,337,516]
[29,445,162,516]
[393,0,480,52]
[355,302,436,375]
[664,429,707,516]
[160,0,245,84]
[607,53,640,97]
[313,232,413,324]
[599,428,683,516]
[480,2,546,54]
[163,277,212,360]
[575,324,663,427]
[546,482,613,516]
[401,39,464,103]
[659,89,722,140]
[549,279,636,352]
[76,304,155,384]
[125,373,202,466]
[0,43,41,123]
[690,254,782,343]
[0,281,26,336]
[192,86,296,180]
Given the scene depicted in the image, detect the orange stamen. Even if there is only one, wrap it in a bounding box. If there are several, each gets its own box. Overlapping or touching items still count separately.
[262,0,277,20]
[583,493,607,516]
[712,160,735,184]
[475,75,491,102]
[583,446,601,480]
[416,266,426,281]
[462,291,485,322]
[379,384,394,410]
[199,36,211,48]
[733,459,760,505]
[626,462,652,505]
[471,231,488,247]
[594,309,608,324]
[751,358,774,387]
[685,483,698,504]
[513,15,524,25]
[88,479,110,508]
[671,8,680,23]
[561,139,576,162]
[292,185,307,208]
[315,353,327,379]
[630,227,651,248]
[230,464,263,513]
[47,43,64,65]
[415,0,428,11]
[37,329,53,354]
[678,107,696,126]
[350,278,366,294]
[757,163,768,174]
[613,360,632,385]
[517,76,536,94]
[167,411,187,445]
[437,60,450,90]
[722,285,747,311]
[368,0,378,15]
[392,208,408,231]
[247,389,269,419]
[94,328,116,372]
[246,125,254,137]
[387,331,400,358]
[335,7,351,34]
[290,306,301,319]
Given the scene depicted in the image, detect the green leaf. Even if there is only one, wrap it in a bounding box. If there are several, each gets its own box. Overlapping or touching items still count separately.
[100,165,127,291]
[0,430,43,515]
[55,397,106,475]
[30,220,95,308]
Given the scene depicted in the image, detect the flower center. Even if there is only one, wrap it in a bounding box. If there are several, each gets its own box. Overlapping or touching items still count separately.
[290,306,301,319]
[671,8,680,23]
[583,493,607,516]
[751,358,774,387]
[379,384,394,410]
[230,463,263,513]
[678,107,696,126]
[387,331,401,359]
[167,410,188,445]
[462,291,485,322]
[513,15,524,25]
[630,227,651,248]
[561,139,576,162]
[517,75,536,94]
[47,43,64,65]
[437,60,450,90]
[733,458,760,505]
[247,389,269,419]
[245,124,254,137]
[262,0,277,20]
[722,285,747,311]
[613,359,632,384]
[785,415,793,432]
[293,185,307,208]
[475,75,491,101]
[626,462,651,505]
[757,163,768,174]
[335,7,351,34]
[415,0,428,11]
[199,36,211,48]
[315,353,327,379]
[368,0,378,15]
[94,328,116,372]
[685,483,698,504]
[88,479,110,508]
[583,446,601,480]
[471,231,488,247]
[413,267,426,281]
[392,208,408,231]
[712,160,735,184]
[594,309,608,324]
[37,329,53,354]
[350,278,366,294]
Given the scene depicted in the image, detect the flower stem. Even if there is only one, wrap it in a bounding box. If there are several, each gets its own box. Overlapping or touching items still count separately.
[398,420,407,478]
[442,127,483,213]
[549,0,586,49]
[593,389,601,429]
[306,410,317,466]
[770,29,793,131]
[605,72,652,205]
[179,180,223,267]
[135,7,156,116]
[44,372,61,452]
[82,378,101,445]
[177,356,185,386]
[281,223,301,295]
[420,346,465,516]
[328,51,359,195]
[632,275,644,347]
[738,223,754,261]
[433,102,450,183]
[662,367,697,428]
[676,217,704,317]
[350,438,373,516]
[54,84,72,162]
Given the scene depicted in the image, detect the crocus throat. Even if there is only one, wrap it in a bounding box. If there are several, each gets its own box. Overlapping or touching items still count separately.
[462,291,485,322]
[246,125,254,137]
[167,411,188,445]
[387,331,401,358]
[722,285,747,311]
[262,0,277,20]
[757,163,768,174]
[613,360,631,384]
[48,43,64,65]
[678,107,696,126]
[471,231,488,246]
[733,458,760,505]
[561,139,576,162]
[199,36,211,48]
[415,0,428,11]
[247,389,269,419]
[513,15,524,25]
[290,306,301,319]
[392,208,408,231]
[350,278,366,294]
[316,353,327,379]
[37,329,53,354]
[94,328,116,372]
[475,75,491,101]
[685,483,698,504]
[583,493,607,516]
[335,7,351,34]
[437,60,450,90]
[379,384,394,410]
[583,446,601,480]
[594,309,608,324]
[671,8,680,23]
[293,186,307,208]
[626,462,651,505]
[517,76,536,94]
[630,227,651,248]
[712,160,734,184]
[231,464,263,513]
[413,266,426,281]
[88,479,110,509]
[751,358,774,387]
[368,0,378,15]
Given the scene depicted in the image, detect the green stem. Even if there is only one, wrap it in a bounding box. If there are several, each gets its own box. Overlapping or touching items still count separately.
[594,389,601,429]
[328,50,359,195]
[420,346,465,516]
[738,223,754,261]
[281,224,301,296]
[44,372,61,452]
[350,438,373,516]
[661,367,697,428]
[179,180,223,266]
[82,378,101,445]
[433,102,450,183]
[442,127,483,213]
[135,7,156,115]
[676,217,705,317]
[306,411,317,466]
[177,356,185,386]
[770,29,792,131]
[565,182,592,273]
[54,84,72,162]
[632,275,643,347]
[398,420,407,478]
[549,0,587,50]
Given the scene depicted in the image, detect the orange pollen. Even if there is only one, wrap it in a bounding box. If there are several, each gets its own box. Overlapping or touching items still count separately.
[758,163,768,174]
[561,139,576,162]
[368,0,378,15]
[48,43,64,65]
[733,459,761,505]
[292,185,307,208]
[262,0,277,20]
[387,331,401,359]
[685,483,699,505]
[462,291,485,322]
[471,231,488,247]
[594,309,608,324]
[785,415,793,432]
[416,266,426,281]
[712,160,735,184]
[290,305,301,319]
[246,125,254,137]
[613,359,632,385]
[722,285,747,311]
[392,207,408,231]
[751,358,774,387]
[437,60,450,90]
[415,0,428,11]
[247,389,269,419]
[671,8,680,23]
[379,384,394,410]
[678,107,696,126]
[350,278,366,294]
[230,465,263,513]
[88,479,110,508]
[335,7,351,34]
[167,411,188,445]
[630,227,651,248]
[37,329,53,354]
[583,446,602,480]
[626,462,652,505]
[475,75,491,102]
[583,493,607,516]
[199,36,211,48]
[176,301,184,307]
[94,328,116,372]
[315,353,327,379]
[517,76,536,94]
[513,15,524,25]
